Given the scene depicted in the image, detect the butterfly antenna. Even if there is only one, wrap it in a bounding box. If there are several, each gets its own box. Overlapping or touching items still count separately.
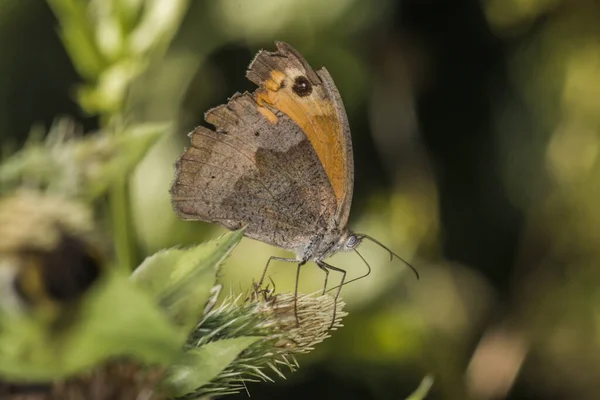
[325,248,372,294]
[359,234,420,280]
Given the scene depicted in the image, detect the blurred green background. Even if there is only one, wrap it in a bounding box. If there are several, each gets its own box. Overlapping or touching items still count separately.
[2,0,600,399]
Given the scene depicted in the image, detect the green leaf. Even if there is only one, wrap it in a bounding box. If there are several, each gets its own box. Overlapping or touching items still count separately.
[0,271,183,381]
[163,336,261,397]
[132,229,244,330]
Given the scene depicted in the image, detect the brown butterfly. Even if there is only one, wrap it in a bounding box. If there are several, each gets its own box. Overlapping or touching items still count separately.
[170,42,417,324]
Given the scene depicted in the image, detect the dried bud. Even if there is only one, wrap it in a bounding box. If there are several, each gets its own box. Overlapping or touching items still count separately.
[0,190,103,314]
[180,288,347,397]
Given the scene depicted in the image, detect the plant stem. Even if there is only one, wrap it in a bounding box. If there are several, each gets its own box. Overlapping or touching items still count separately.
[109,176,138,270]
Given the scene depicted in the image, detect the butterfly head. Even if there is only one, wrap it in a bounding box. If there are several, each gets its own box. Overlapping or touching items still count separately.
[319,231,418,295]
[317,231,360,258]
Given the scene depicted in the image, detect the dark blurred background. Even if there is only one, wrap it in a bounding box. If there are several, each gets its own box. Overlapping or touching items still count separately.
[2,0,600,399]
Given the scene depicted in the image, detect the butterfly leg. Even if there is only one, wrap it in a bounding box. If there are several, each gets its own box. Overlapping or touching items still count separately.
[316,263,330,295]
[294,260,307,326]
[258,256,298,290]
[316,260,347,329]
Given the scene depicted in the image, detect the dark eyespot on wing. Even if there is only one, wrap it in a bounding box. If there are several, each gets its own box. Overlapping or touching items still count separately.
[292,76,312,97]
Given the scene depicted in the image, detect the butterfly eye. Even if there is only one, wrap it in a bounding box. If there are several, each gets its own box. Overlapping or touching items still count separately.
[292,76,312,97]
[346,234,360,249]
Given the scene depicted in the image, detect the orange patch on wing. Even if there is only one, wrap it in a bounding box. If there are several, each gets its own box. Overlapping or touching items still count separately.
[263,70,286,91]
[256,71,347,205]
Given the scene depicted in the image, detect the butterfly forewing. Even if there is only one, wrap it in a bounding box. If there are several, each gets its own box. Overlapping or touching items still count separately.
[247,42,354,227]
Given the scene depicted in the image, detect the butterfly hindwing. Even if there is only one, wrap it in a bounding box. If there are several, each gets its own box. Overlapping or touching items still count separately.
[171,93,337,250]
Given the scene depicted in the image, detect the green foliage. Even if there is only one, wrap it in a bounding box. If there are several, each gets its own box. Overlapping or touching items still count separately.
[47,0,190,115]
[0,270,183,381]
[0,120,167,199]
[42,0,191,270]
[0,224,259,396]
[132,229,245,331]
[163,336,262,397]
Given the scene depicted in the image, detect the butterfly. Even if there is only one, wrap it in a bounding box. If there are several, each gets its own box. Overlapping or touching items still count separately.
[170,42,417,324]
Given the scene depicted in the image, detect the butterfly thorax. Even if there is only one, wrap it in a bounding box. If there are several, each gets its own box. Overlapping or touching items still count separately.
[296,229,357,262]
